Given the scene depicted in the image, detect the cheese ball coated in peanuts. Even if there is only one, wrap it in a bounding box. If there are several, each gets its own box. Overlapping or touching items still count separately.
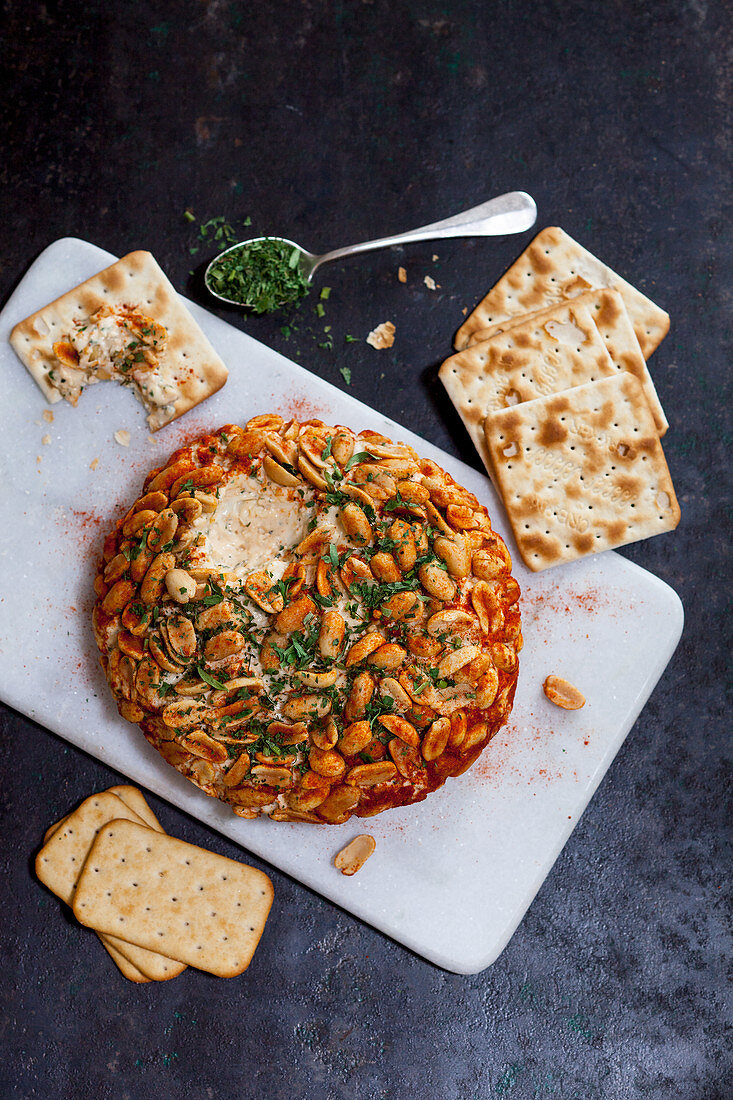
[93,416,521,823]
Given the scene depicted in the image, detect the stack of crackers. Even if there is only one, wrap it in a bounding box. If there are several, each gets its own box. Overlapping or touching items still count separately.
[440,227,681,571]
[36,785,273,983]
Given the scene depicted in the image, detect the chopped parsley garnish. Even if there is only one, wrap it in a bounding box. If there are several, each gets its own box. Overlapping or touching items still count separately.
[344,450,375,472]
[196,666,228,690]
[206,238,309,312]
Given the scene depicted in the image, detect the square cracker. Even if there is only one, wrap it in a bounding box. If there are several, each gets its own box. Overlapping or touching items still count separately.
[43,785,161,843]
[36,791,186,982]
[483,374,680,571]
[106,785,163,832]
[100,940,150,984]
[469,288,668,436]
[73,819,274,978]
[9,251,228,430]
[454,226,670,358]
[440,296,616,481]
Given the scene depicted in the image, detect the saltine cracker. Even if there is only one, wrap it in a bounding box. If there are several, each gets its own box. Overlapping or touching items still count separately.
[470,288,668,436]
[10,251,227,429]
[36,791,186,982]
[455,226,669,358]
[483,374,680,571]
[440,296,616,481]
[73,819,274,978]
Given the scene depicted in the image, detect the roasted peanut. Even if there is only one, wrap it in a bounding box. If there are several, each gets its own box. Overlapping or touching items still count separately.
[345,761,398,787]
[165,614,197,660]
[389,519,416,573]
[180,729,229,764]
[418,562,456,602]
[316,786,361,823]
[101,579,136,615]
[437,645,482,680]
[388,738,423,781]
[204,630,246,662]
[140,552,176,606]
[310,717,339,751]
[344,671,374,720]
[245,570,285,614]
[331,431,355,467]
[433,534,471,578]
[146,507,178,552]
[340,502,372,545]
[165,568,197,604]
[381,590,422,623]
[543,675,585,710]
[370,552,402,583]
[471,581,503,635]
[308,746,346,779]
[426,609,476,637]
[318,610,345,661]
[476,668,499,708]
[281,693,333,721]
[367,643,407,670]
[338,720,372,756]
[335,834,376,876]
[170,464,224,499]
[378,676,412,712]
[422,717,451,761]
[274,594,316,634]
[377,714,420,748]
[103,553,129,585]
[346,632,385,667]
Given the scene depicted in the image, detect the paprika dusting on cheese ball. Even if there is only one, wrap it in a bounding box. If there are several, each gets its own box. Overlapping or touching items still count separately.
[93,415,521,824]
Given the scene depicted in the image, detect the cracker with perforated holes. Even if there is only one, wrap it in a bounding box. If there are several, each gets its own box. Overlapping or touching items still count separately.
[36,790,187,982]
[483,374,680,571]
[454,226,670,358]
[106,785,164,831]
[469,288,668,436]
[9,251,227,429]
[73,819,274,977]
[440,296,616,481]
[43,785,162,844]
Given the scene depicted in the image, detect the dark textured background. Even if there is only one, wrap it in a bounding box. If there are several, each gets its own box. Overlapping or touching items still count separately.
[1,2,731,1098]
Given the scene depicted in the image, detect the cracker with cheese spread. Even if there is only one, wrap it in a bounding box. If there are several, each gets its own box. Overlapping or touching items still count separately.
[10,251,227,430]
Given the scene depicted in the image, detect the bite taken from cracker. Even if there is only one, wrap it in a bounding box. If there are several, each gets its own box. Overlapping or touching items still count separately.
[10,251,228,430]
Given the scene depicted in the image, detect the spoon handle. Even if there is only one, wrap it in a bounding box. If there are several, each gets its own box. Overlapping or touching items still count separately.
[312,191,537,273]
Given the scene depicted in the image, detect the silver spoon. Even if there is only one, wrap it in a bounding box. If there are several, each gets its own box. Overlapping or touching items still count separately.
[204,190,537,307]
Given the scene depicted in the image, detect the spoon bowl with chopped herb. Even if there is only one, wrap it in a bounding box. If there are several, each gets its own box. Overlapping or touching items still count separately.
[204,191,537,311]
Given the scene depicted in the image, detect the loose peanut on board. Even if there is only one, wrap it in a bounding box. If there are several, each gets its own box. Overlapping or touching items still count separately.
[543,675,586,710]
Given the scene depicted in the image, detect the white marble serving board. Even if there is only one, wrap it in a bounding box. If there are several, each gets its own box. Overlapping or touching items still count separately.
[0,238,683,973]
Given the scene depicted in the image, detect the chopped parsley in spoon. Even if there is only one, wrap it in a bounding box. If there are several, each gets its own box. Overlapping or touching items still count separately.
[207,238,309,312]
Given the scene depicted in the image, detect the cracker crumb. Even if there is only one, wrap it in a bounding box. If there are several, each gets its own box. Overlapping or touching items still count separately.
[148,435,157,444]
[43,409,54,423]
[114,429,131,447]
[366,322,396,350]
[90,457,100,471]
[397,266,407,283]
[41,434,52,445]
[432,253,438,262]
[424,275,437,290]
[462,306,468,315]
